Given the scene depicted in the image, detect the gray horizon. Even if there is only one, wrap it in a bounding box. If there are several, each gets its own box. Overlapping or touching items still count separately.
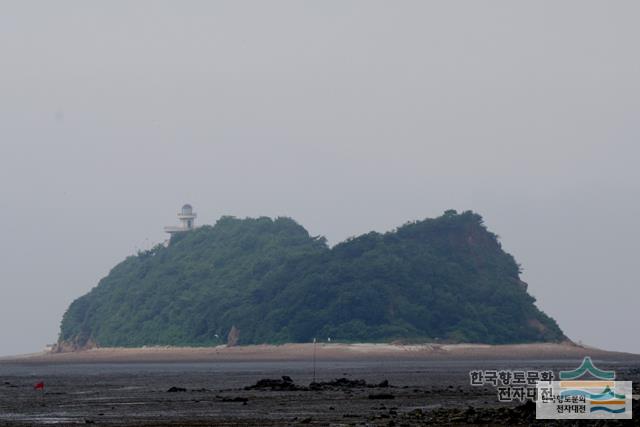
[1,1,638,356]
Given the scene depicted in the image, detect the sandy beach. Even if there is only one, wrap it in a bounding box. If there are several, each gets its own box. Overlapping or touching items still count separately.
[2,342,639,365]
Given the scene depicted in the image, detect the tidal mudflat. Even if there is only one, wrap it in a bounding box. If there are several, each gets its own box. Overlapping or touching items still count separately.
[1,347,639,426]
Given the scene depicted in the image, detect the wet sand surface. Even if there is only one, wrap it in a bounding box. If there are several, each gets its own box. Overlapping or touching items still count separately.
[1,348,639,426]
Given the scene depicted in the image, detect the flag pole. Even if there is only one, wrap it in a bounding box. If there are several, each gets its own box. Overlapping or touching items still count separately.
[34,381,45,406]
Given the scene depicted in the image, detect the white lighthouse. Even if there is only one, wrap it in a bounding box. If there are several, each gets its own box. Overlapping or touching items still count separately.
[164,204,197,235]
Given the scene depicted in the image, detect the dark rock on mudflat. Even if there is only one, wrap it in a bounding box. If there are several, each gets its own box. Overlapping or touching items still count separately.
[368,393,395,400]
[417,400,634,425]
[309,377,392,390]
[221,396,248,403]
[245,376,307,391]
[166,386,187,392]
[311,377,365,389]
[408,408,424,417]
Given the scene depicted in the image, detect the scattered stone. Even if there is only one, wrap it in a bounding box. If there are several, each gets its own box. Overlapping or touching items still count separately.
[422,401,539,425]
[309,377,393,390]
[166,386,187,393]
[310,377,366,390]
[408,408,424,418]
[368,393,395,400]
[221,396,249,403]
[376,379,390,388]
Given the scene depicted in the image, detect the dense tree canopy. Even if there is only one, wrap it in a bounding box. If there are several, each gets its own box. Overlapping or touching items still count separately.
[59,211,565,349]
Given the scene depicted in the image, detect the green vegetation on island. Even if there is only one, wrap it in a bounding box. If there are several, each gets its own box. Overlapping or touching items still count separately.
[58,211,565,349]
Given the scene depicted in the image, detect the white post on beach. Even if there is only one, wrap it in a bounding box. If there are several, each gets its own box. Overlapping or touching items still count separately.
[312,337,317,384]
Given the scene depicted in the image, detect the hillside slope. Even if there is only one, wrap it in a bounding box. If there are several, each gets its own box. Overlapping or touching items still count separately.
[58,211,565,349]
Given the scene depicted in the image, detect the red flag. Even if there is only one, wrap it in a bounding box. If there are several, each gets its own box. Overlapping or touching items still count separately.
[34,382,44,390]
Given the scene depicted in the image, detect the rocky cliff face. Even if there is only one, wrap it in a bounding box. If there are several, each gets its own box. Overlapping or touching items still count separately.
[52,337,97,353]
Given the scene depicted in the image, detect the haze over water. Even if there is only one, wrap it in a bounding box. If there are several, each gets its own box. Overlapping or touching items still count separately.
[1,1,639,356]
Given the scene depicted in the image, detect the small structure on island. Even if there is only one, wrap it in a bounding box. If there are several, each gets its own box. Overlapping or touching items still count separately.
[164,204,197,235]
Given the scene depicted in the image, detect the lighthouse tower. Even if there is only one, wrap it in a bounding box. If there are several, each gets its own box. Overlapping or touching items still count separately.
[164,204,197,235]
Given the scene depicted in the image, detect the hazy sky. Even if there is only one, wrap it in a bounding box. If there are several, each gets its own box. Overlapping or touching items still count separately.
[1,1,638,356]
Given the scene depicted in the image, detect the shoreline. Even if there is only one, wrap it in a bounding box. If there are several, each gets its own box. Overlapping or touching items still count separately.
[2,342,639,365]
